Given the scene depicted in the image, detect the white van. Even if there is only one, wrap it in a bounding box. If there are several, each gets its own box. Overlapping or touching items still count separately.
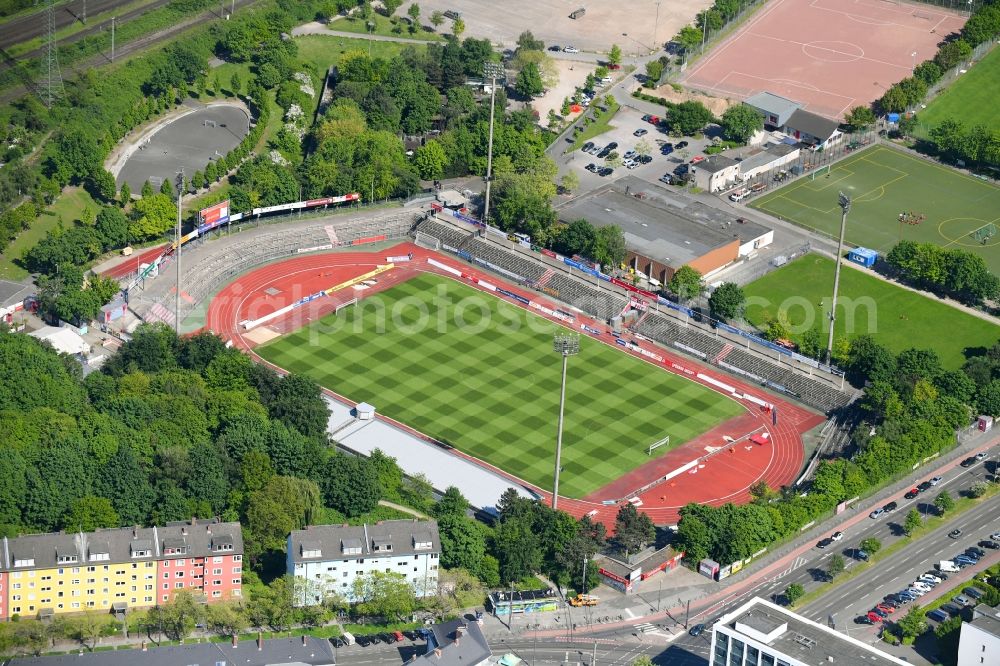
[938,560,960,572]
[341,632,355,646]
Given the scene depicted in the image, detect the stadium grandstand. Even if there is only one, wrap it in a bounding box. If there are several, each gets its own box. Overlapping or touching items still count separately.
[416,215,853,413]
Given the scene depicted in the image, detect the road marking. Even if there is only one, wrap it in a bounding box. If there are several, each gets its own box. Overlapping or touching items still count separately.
[624,608,636,619]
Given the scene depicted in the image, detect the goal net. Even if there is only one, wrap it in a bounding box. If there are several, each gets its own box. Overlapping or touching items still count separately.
[970,223,997,244]
[647,435,670,456]
[415,231,441,250]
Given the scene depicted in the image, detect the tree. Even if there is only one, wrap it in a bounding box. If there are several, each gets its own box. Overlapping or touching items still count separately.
[668,100,715,136]
[118,181,131,206]
[413,140,448,180]
[720,103,763,144]
[205,160,219,184]
[437,513,486,572]
[969,481,989,498]
[430,10,444,29]
[560,170,579,194]
[933,490,955,515]
[515,62,544,98]
[57,612,118,651]
[493,515,542,583]
[614,503,655,557]
[644,60,663,87]
[230,71,242,97]
[129,192,175,240]
[904,508,922,536]
[785,582,804,606]
[517,31,544,52]
[434,486,470,518]
[205,601,249,637]
[708,282,745,321]
[62,496,119,532]
[269,373,328,438]
[320,454,381,517]
[631,657,653,666]
[827,554,845,580]
[844,105,876,132]
[669,265,703,302]
[589,224,626,268]
[382,0,402,15]
[608,44,622,68]
[156,590,204,641]
[896,607,928,639]
[978,380,1000,417]
[95,206,128,249]
[859,537,881,555]
[451,17,465,38]
[353,570,418,618]
[676,515,711,563]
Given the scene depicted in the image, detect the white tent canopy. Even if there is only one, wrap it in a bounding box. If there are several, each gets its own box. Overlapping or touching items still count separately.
[30,326,90,356]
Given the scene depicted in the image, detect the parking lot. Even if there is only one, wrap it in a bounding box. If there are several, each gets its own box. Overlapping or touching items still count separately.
[556,106,712,192]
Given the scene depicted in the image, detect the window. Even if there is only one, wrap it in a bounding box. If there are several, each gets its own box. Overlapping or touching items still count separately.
[175,582,184,589]
[233,555,241,562]
[12,583,19,590]
[729,638,744,666]
[13,558,34,568]
[713,634,728,666]
[213,568,222,575]
[213,580,221,586]
[233,567,242,574]
[212,590,222,598]
[131,550,150,559]
[176,571,185,578]
[86,566,96,572]
[176,559,185,566]
[232,589,241,597]
[71,603,81,609]
[89,553,110,562]
[163,573,169,579]
[163,584,169,590]
[232,579,241,585]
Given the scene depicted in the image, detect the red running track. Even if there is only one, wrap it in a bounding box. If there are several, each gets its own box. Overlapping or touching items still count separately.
[100,244,169,281]
[205,245,825,526]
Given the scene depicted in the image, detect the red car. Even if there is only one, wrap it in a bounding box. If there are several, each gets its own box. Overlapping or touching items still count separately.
[648,115,659,125]
[876,603,896,614]
[866,611,883,623]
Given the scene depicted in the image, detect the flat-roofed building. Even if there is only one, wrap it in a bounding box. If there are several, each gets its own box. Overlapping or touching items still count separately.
[710,597,909,666]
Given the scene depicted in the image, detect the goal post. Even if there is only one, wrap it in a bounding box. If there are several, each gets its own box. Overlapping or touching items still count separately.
[647,435,670,456]
[970,222,997,244]
[414,231,441,250]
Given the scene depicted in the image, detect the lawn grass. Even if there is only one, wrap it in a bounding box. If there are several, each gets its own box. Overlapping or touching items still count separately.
[294,33,409,73]
[568,101,620,152]
[258,273,742,498]
[0,187,96,280]
[915,45,1000,138]
[329,14,443,41]
[748,145,1000,274]
[742,255,1000,369]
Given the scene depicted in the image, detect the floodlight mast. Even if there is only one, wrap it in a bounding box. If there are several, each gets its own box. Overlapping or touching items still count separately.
[551,333,580,511]
[482,61,504,226]
[826,192,851,365]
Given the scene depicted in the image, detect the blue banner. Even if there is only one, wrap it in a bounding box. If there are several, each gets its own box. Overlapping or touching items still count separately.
[717,322,792,357]
[457,250,473,261]
[496,288,530,305]
[564,258,583,270]
[657,297,695,317]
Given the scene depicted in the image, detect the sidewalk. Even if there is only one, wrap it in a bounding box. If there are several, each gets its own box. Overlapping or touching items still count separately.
[521,430,1000,639]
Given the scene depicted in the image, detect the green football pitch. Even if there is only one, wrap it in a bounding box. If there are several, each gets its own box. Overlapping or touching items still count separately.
[258,273,742,498]
[915,45,1000,138]
[750,146,1000,273]
[743,255,1000,369]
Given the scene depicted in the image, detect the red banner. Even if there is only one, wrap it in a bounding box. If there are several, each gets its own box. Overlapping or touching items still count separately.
[352,235,388,245]
[540,248,557,259]
[611,277,658,299]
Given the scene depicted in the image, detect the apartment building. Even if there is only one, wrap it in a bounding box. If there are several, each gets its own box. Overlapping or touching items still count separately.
[287,519,440,606]
[0,519,242,620]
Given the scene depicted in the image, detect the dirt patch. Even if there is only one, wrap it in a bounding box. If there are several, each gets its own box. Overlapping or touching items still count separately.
[642,85,736,117]
[530,60,597,128]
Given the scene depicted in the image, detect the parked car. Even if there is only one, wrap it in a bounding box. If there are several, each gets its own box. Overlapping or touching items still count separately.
[673,164,690,176]
[912,581,934,592]
[961,457,978,467]
[928,570,949,581]
[855,548,870,561]
[965,587,985,599]
[882,501,898,513]
[598,167,613,177]
[869,508,885,519]
[634,128,648,137]
[955,555,976,566]
[876,602,896,614]
[941,603,963,616]
[929,476,943,486]
[907,587,927,596]
[992,532,1000,542]
[975,451,988,460]
[866,611,883,623]
[676,140,689,149]
[582,142,595,153]
[967,547,986,558]
[549,45,562,52]
[443,9,461,19]
[638,154,652,164]
[356,635,371,647]
[563,46,579,53]
[954,595,972,605]
[585,163,598,172]
[918,481,933,492]
[403,630,421,641]
[855,615,874,625]
[330,638,345,648]
[606,141,618,151]
[927,609,949,622]
[659,174,676,185]
[831,531,844,542]
[690,155,705,164]
[905,488,920,499]
[689,623,705,637]
[624,150,637,159]
[870,607,888,618]
[660,145,674,155]
[949,529,963,539]
[817,538,833,549]
[980,540,1000,550]
[919,574,942,584]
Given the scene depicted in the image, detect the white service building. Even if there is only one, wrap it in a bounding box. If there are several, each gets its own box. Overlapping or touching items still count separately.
[958,603,1000,666]
[287,519,440,606]
[710,598,909,666]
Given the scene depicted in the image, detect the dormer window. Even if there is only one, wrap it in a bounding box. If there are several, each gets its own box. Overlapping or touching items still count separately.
[131,550,150,559]
[164,546,188,556]
[58,555,78,564]
[301,547,321,558]
[414,540,432,550]
[13,557,34,568]
[89,552,110,562]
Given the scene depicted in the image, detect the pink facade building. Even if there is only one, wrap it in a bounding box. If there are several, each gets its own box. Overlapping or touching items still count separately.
[157,519,243,604]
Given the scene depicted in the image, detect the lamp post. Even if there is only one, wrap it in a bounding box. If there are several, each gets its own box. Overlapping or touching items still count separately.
[174,170,185,335]
[911,51,917,72]
[653,1,661,50]
[825,192,850,365]
[482,61,504,226]
[552,333,580,510]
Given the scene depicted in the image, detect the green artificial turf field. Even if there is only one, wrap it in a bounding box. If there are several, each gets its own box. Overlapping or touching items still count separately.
[915,45,1000,137]
[258,273,742,498]
[749,146,1000,273]
[743,255,999,369]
